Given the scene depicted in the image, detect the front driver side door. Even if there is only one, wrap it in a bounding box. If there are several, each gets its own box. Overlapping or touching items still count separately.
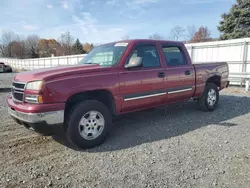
[119,43,166,112]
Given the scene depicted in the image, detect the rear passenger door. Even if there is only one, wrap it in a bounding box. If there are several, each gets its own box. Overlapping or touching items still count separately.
[162,44,195,102]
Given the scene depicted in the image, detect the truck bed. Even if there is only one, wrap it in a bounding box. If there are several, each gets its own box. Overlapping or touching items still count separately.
[193,62,229,97]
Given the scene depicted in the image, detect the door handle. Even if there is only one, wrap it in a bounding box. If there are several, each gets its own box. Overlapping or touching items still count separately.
[185,70,191,75]
[158,72,165,78]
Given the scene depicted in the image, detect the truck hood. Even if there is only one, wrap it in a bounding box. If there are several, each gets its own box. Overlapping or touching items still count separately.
[14,64,102,83]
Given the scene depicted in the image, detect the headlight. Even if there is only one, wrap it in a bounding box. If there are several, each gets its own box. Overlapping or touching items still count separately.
[26,81,43,90]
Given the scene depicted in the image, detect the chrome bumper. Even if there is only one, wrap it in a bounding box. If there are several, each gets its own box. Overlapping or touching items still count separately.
[8,107,64,125]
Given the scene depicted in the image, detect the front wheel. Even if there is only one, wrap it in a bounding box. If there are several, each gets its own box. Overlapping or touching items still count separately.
[66,100,112,149]
[7,68,12,73]
[197,83,219,111]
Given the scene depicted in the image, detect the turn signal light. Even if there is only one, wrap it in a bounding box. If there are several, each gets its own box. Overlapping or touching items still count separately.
[24,94,43,104]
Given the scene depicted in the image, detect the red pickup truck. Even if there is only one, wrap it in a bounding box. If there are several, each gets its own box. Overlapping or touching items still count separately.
[7,39,229,149]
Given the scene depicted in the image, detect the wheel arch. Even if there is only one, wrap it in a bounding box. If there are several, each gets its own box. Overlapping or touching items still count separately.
[206,75,221,88]
[64,89,116,125]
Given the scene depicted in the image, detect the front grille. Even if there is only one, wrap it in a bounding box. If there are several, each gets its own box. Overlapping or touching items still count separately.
[12,82,26,102]
[13,82,25,89]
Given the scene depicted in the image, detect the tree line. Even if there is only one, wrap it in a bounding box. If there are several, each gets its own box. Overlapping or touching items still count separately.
[0,30,94,59]
[145,25,213,43]
[0,0,249,59]
[127,0,250,43]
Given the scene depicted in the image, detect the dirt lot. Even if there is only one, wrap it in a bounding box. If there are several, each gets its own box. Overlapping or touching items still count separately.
[0,86,250,188]
[0,73,15,90]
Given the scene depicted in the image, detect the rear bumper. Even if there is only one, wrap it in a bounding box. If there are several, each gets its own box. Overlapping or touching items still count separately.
[220,79,230,91]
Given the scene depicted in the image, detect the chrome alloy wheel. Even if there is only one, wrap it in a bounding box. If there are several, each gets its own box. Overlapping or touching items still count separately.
[78,110,105,140]
[207,89,217,106]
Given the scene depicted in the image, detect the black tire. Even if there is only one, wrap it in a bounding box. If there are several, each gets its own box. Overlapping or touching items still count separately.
[197,83,219,111]
[66,100,112,149]
[8,68,12,73]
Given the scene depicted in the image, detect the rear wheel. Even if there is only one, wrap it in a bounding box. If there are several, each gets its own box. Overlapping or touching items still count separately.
[198,83,219,111]
[66,100,112,149]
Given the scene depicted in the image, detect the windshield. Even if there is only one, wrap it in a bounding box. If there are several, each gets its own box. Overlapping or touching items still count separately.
[79,42,129,67]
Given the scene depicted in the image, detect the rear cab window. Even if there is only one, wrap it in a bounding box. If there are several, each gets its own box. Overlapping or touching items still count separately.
[162,45,187,67]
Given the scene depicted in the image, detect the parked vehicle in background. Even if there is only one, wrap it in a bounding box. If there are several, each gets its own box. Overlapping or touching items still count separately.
[7,39,229,149]
[0,62,12,73]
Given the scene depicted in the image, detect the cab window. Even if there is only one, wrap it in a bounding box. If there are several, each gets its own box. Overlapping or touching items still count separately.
[162,46,187,66]
[129,45,160,68]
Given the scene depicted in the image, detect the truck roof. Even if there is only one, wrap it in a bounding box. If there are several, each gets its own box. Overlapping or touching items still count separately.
[103,39,184,46]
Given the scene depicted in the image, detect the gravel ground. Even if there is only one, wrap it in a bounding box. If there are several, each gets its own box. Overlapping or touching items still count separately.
[0,87,250,188]
[0,73,15,90]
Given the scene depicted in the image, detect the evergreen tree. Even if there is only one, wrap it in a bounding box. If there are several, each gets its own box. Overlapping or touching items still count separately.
[218,0,250,40]
[72,38,85,54]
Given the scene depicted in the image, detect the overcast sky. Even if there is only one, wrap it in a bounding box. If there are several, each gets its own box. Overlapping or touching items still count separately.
[0,0,236,43]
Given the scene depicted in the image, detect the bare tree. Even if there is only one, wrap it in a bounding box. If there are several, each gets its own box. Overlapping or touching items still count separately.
[0,30,17,57]
[170,26,185,41]
[186,25,197,41]
[148,33,164,40]
[0,43,4,57]
[10,41,23,58]
[25,35,40,58]
[58,31,74,55]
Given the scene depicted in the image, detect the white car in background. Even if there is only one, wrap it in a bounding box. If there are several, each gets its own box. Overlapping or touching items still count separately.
[0,62,12,73]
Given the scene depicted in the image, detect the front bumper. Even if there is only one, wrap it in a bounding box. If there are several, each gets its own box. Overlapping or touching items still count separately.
[7,95,65,126]
[8,107,64,125]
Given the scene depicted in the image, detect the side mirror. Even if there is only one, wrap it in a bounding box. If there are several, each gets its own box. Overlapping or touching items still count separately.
[125,57,143,69]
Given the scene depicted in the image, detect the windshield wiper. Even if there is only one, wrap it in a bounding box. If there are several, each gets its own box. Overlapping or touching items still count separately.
[84,62,94,64]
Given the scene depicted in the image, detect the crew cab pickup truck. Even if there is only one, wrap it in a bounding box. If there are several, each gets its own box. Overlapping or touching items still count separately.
[7,39,229,149]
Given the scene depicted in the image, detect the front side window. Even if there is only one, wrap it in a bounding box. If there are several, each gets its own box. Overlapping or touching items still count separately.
[162,46,187,66]
[79,42,128,67]
[129,45,160,68]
